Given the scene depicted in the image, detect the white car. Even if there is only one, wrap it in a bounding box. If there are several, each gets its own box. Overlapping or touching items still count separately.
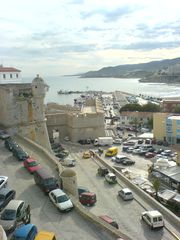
[105,173,117,184]
[61,158,76,167]
[141,210,164,229]
[49,189,73,212]
[118,188,133,200]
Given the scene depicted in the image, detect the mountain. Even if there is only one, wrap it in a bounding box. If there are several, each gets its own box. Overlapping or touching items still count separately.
[80,57,180,83]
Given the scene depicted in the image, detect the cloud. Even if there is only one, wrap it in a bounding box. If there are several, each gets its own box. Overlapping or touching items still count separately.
[81,6,133,22]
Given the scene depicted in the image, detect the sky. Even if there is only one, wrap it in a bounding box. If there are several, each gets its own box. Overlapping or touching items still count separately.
[0,0,180,77]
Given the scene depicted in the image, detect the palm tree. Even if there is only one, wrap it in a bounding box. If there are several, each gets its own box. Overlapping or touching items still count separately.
[152,178,161,200]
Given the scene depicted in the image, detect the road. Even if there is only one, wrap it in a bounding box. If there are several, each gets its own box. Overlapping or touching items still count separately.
[0,139,116,240]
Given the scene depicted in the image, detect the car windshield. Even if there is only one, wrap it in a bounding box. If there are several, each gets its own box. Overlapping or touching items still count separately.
[57,194,69,203]
[11,237,25,240]
[1,209,16,220]
[28,161,38,167]
[0,180,5,185]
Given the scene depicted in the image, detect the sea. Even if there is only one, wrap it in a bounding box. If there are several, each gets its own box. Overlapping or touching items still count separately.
[23,75,180,105]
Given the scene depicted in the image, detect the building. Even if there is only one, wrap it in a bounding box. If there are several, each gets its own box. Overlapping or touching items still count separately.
[153,112,180,145]
[153,112,169,141]
[151,166,180,191]
[119,111,153,126]
[162,97,180,112]
[0,65,21,83]
[0,75,51,150]
[46,98,106,142]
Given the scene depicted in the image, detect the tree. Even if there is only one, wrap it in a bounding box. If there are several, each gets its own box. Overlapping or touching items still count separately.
[141,103,161,112]
[152,178,161,200]
[120,103,142,112]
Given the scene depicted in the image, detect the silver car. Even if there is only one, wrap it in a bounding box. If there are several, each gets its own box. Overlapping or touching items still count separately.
[0,200,30,233]
[49,188,73,212]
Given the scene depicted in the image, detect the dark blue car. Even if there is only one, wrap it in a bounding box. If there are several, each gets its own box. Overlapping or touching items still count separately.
[11,224,38,240]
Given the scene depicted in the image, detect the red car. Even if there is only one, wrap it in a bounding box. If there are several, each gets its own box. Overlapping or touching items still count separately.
[23,158,41,173]
[79,192,96,206]
[145,152,156,159]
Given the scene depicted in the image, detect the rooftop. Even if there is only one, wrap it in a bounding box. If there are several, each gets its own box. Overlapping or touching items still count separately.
[154,166,180,183]
[0,66,21,73]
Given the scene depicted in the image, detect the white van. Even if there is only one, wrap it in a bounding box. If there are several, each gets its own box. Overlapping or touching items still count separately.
[141,210,164,229]
[118,188,133,200]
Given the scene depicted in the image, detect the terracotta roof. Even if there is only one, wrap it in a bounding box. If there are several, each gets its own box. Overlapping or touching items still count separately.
[0,67,21,73]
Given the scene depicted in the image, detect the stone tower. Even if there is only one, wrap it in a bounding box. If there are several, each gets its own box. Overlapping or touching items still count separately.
[60,169,78,198]
[0,75,51,150]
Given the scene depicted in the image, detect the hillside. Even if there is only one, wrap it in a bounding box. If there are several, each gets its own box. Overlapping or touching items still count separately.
[80,57,180,83]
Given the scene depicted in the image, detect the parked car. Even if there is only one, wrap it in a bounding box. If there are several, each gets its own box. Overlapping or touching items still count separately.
[61,158,76,167]
[99,215,119,229]
[34,231,56,240]
[141,210,164,229]
[49,189,73,212]
[121,159,135,166]
[105,173,117,184]
[145,152,156,159]
[113,138,122,145]
[126,147,134,153]
[10,223,38,240]
[79,192,97,206]
[33,168,59,194]
[0,200,31,233]
[83,151,91,159]
[23,158,42,174]
[114,155,129,164]
[0,176,8,190]
[12,146,29,161]
[55,151,68,159]
[123,141,135,146]
[51,143,64,151]
[97,167,109,177]
[4,138,18,151]
[118,188,133,201]
[0,188,16,211]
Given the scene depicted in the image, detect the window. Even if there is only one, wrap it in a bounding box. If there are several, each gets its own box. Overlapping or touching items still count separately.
[10,74,12,78]
[153,217,158,222]
[3,74,6,79]
[16,73,18,78]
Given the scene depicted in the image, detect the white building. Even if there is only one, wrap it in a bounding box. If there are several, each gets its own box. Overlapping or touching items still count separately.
[0,65,21,83]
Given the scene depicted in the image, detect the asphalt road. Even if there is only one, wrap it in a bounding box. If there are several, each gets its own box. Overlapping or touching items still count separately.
[0,139,116,240]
